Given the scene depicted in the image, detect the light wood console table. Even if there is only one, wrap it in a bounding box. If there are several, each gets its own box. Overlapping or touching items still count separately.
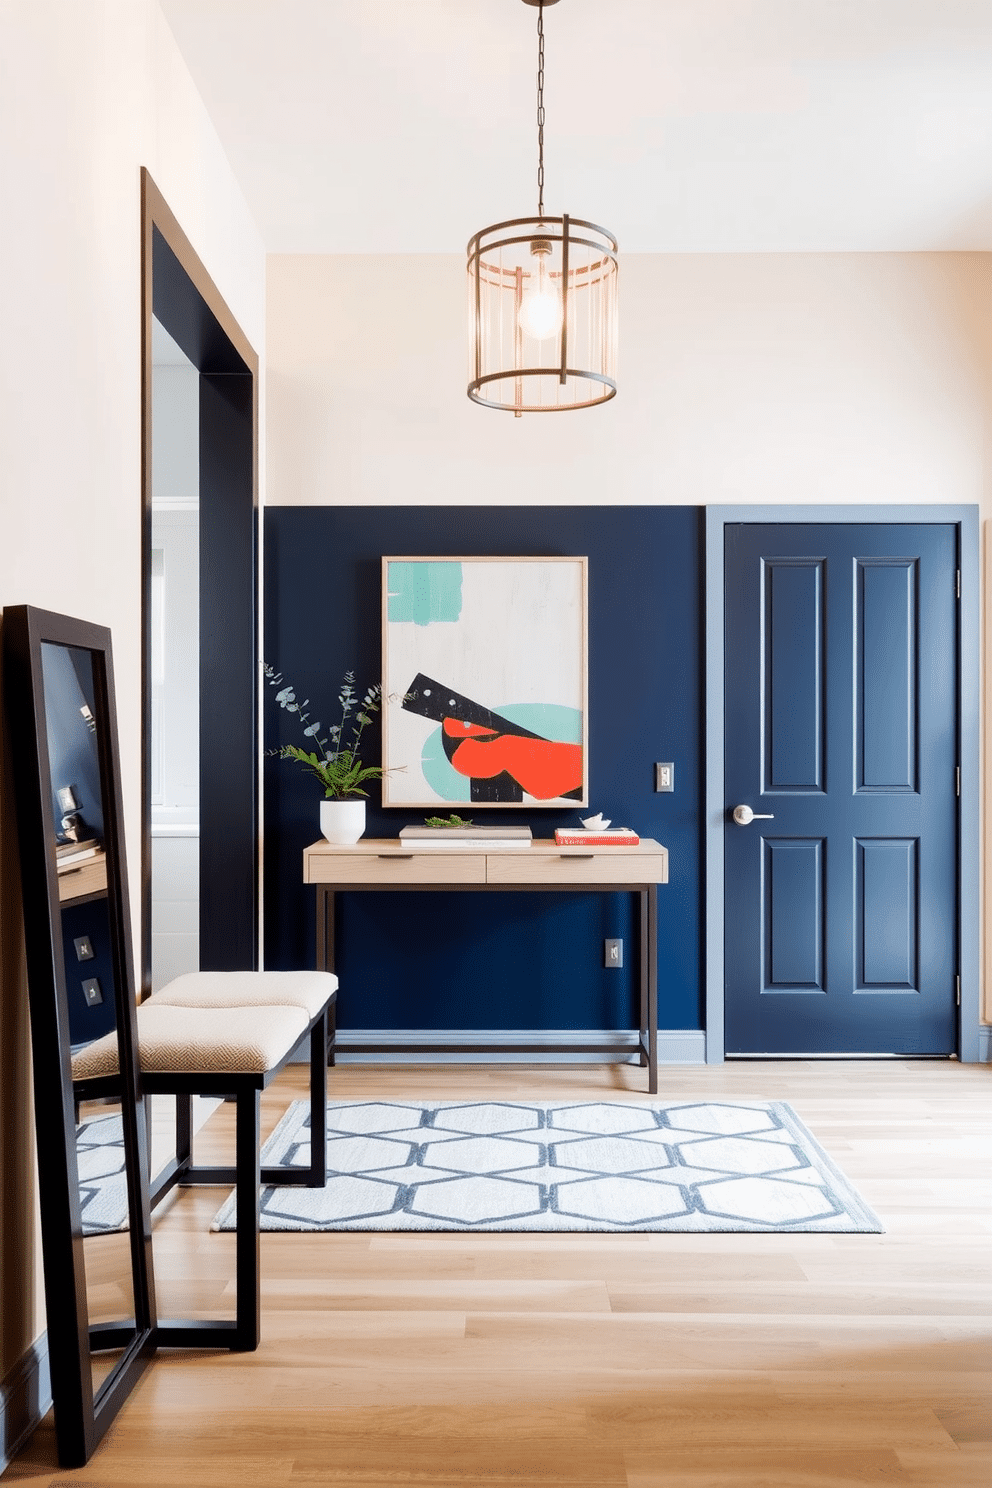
[303,838,669,1093]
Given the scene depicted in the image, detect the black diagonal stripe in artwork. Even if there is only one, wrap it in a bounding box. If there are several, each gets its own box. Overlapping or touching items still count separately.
[401,673,548,741]
[470,771,523,803]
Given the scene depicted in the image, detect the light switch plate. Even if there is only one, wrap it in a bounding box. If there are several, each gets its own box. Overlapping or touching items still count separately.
[655,762,674,792]
[604,938,623,969]
[74,935,95,962]
[81,978,103,1007]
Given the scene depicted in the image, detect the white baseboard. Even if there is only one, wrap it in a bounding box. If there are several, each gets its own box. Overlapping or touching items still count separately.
[0,1336,50,1475]
[329,1029,707,1065]
[978,1025,991,1062]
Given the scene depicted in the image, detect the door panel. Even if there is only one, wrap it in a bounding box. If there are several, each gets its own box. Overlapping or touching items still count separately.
[763,838,825,989]
[765,559,825,792]
[725,524,957,1055]
[857,559,917,791]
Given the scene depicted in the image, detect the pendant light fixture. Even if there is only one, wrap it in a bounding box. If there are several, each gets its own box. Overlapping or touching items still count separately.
[467,0,618,414]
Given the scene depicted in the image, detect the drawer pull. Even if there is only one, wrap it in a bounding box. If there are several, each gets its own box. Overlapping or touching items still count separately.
[378,853,414,859]
[561,852,595,859]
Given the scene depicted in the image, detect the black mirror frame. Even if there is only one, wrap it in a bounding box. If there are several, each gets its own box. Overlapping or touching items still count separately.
[2,605,156,1467]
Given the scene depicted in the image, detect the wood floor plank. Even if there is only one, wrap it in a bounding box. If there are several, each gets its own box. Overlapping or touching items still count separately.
[7,1059,991,1487]
[624,1446,911,1486]
[260,1277,613,1311]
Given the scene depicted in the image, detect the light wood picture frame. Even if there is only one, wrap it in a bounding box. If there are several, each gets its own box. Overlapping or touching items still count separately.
[382,556,588,809]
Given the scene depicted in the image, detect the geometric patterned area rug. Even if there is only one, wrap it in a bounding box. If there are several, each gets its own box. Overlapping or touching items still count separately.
[212,1100,883,1234]
[77,1111,129,1235]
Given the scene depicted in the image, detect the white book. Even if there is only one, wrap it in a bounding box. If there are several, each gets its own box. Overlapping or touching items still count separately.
[56,844,101,870]
[400,825,532,840]
[399,838,532,851]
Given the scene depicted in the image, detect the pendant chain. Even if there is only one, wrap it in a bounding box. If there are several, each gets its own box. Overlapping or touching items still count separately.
[536,3,546,220]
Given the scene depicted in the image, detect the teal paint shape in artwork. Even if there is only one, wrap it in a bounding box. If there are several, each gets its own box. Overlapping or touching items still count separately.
[501,703,582,745]
[387,562,463,626]
[420,703,583,802]
[421,728,472,802]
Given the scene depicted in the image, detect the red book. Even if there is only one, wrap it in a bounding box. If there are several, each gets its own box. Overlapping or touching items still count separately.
[554,829,640,846]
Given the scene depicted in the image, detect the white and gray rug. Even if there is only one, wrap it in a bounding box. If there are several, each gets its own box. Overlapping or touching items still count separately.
[77,1112,130,1235]
[212,1099,882,1234]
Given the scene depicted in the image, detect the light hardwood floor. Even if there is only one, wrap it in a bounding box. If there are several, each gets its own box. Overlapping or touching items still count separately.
[8,1059,992,1487]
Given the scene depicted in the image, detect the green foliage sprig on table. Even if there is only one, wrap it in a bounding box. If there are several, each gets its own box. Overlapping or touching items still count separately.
[424,814,475,828]
[264,664,389,799]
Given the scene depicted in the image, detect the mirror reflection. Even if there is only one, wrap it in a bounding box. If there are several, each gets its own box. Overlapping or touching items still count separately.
[40,641,138,1391]
[150,316,200,999]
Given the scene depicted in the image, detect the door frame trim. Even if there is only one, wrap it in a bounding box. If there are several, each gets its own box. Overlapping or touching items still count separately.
[704,504,980,1063]
[140,169,260,992]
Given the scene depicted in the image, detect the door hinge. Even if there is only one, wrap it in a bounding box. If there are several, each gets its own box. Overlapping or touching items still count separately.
[956,766,961,797]
[956,569,961,600]
[956,975,961,1007]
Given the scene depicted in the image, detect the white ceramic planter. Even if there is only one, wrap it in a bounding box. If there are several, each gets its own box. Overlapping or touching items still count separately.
[319,798,366,845]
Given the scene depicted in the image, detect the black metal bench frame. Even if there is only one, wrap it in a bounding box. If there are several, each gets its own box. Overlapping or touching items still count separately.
[75,996,332,1352]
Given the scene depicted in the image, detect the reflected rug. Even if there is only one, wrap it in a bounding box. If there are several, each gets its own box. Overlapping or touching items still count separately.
[211,1099,883,1234]
[78,1112,129,1235]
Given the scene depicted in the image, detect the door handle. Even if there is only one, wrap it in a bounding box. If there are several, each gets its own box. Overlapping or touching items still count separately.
[732,805,775,826]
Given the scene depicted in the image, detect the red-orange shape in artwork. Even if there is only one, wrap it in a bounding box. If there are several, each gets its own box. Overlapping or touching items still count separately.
[443,719,582,800]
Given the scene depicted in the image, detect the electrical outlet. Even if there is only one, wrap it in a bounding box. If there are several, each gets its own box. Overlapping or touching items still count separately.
[81,978,103,1007]
[655,762,674,792]
[604,938,623,969]
[74,935,95,962]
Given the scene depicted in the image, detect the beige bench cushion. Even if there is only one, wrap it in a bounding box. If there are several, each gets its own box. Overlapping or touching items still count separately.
[72,1003,308,1081]
[154,970,337,1020]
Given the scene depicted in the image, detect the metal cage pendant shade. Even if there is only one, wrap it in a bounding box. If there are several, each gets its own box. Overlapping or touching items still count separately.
[467,215,618,413]
[467,1,618,414]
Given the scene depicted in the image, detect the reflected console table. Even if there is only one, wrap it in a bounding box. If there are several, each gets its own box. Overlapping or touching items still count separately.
[303,838,669,1094]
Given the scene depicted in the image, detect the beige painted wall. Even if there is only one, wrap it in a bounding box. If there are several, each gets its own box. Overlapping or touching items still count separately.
[266,251,992,513]
[0,0,265,1381]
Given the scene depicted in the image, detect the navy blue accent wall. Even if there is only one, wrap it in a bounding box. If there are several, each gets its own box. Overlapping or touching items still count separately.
[61,899,116,1046]
[41,644,105,841]
[263,507,703,1032]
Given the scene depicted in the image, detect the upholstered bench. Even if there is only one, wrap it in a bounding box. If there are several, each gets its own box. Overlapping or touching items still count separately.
[150,970,336,1201]
[72,971,337,1351]
[154,969,336,1019]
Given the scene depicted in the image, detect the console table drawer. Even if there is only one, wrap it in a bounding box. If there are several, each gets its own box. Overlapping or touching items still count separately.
[304,851,486,885]
[486,851,668,886]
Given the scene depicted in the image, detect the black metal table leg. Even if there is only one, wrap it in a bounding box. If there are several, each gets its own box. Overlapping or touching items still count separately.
[647,883,658,1094]
[318,887,337,1065]
[326,995,337,1067]
[638,887,649,1068]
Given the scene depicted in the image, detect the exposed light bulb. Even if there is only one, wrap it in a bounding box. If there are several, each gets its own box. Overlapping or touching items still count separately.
[518,245,562,341]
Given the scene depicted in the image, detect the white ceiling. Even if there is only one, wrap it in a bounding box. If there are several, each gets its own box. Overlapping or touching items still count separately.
[160,0,992,254]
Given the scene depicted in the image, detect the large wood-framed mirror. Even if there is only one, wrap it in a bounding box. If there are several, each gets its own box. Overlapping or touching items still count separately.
[2,606,156,1468]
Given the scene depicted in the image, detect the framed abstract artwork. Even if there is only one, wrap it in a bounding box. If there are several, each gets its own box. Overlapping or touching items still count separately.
[381,556,588,808]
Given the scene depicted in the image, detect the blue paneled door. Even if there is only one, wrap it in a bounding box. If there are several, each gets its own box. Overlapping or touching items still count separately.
[725,524,958,1054]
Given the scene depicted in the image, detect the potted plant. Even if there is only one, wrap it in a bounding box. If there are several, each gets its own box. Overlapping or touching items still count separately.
[264,664,387,844]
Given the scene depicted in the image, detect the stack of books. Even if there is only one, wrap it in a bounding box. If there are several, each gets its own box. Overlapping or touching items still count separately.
[55,838,102,872]
[398,825,533,851]
[554,827,640,846]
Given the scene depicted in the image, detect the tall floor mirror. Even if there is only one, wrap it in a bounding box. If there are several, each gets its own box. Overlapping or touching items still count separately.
[3,606,156,1467]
